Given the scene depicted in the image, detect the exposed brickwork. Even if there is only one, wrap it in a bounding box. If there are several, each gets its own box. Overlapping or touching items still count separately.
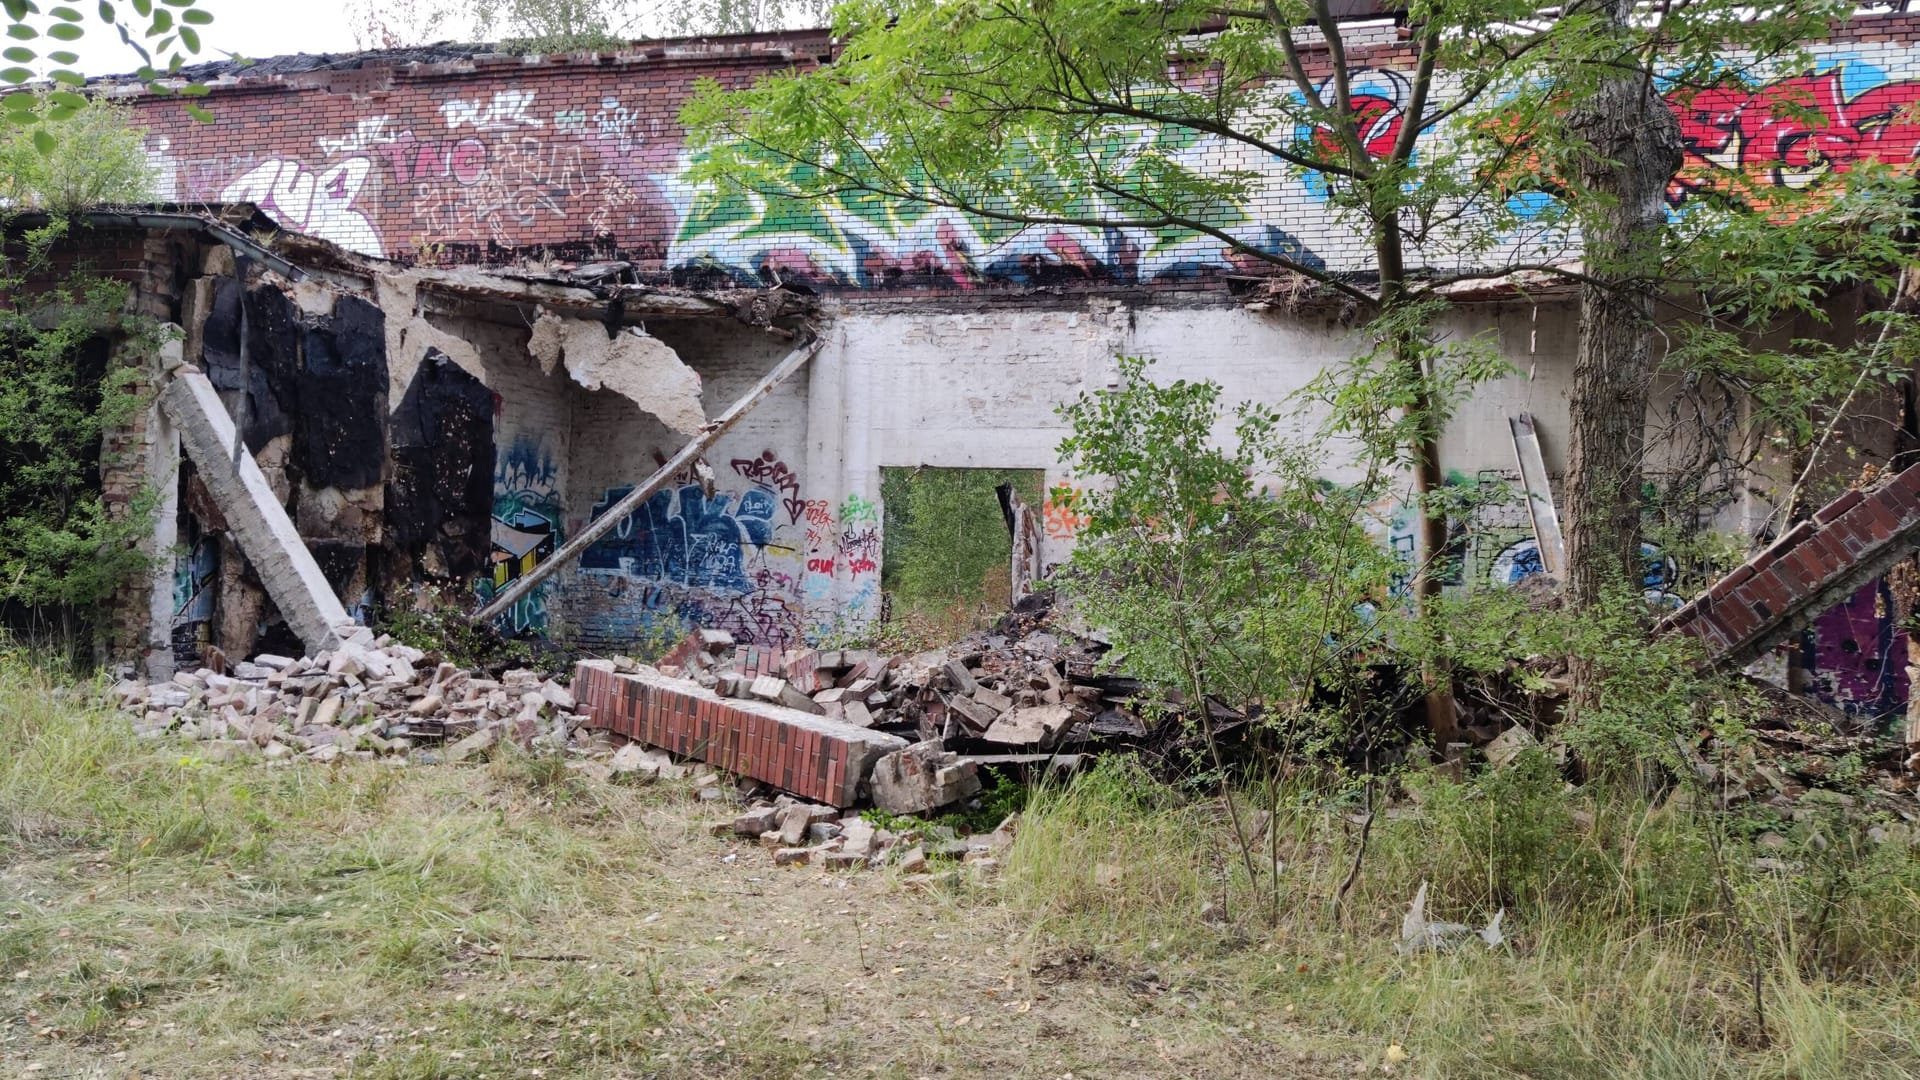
[573,661,906,806]
[1661,465,1920,667]
[121,18,1920,293]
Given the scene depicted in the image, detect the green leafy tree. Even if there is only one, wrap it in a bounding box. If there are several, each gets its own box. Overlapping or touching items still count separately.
[1473,0,1850,633]
[0,0,218,136]
[0,239,162,642]
[1054,354,1395,917]
[0,93,152,209]
[468,0,631,52]
[656,0,830,34]
[0,56,173,649]
[676,0,1595,733]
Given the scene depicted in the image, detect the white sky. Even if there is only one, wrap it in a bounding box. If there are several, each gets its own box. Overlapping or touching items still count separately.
[57,1,690,77]
[64,1,384,77]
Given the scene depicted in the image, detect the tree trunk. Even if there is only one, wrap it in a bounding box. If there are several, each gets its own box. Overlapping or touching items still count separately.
[1564,5,1684,635]
[1378,232,1458,739]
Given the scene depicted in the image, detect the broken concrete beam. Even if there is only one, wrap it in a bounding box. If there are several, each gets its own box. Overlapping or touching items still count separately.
[160,371,355,656]
[573,662,908,807]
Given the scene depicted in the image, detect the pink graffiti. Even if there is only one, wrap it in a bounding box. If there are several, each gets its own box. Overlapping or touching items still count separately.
[378,133,490,186]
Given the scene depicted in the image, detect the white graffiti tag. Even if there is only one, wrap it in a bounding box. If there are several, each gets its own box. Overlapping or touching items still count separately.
[221,157,383,254]
[441,89,543,131]
[317,116,399,157]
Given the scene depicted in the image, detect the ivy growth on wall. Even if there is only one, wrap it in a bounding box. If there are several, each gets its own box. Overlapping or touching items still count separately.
[0,223,161,641]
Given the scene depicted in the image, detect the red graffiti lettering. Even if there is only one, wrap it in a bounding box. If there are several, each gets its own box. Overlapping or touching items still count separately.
[1669,70,1920,207]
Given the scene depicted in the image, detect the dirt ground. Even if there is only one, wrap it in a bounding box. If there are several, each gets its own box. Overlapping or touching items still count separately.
[0,755,1361,1080]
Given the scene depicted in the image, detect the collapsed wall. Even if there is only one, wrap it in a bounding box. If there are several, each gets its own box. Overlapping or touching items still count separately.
[78,13,1920,714]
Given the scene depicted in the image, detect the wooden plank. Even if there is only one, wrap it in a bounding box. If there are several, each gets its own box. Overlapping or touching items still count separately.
[469,334,823,625]
[1509,412,1567,577]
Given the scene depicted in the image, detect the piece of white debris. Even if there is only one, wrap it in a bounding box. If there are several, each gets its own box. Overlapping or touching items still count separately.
[1396,881,1505,954]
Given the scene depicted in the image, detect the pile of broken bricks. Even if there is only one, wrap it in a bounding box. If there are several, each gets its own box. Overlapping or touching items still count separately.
[112,631,595,764]
[715,797,1021,877]
[649,598,1146,767]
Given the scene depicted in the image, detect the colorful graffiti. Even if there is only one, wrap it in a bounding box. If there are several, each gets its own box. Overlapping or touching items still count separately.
[479,437,563,634]
[660,130,1324,288]
[581,483,778,591]
[1669,64,1920,208]
[141,38,1920,280]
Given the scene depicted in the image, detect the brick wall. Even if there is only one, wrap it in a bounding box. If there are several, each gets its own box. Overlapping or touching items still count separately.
[125,16,1920,293]
[573,660,907,806]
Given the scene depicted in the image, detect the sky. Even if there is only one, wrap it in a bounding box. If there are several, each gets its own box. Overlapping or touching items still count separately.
[65,1,382,77]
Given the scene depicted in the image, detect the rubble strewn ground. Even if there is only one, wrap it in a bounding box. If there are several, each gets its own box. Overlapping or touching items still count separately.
[14,654,1920,1077]
[105,592,1156,875]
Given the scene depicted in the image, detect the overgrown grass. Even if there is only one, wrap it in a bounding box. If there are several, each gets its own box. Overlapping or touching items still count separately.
[0,654,826,1078]
[1005,757,1920,1078]
[9,651,1918,1078]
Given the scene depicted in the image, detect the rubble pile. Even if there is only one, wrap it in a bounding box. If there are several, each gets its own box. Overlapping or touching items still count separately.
[112,628,593,764]
[652,593,1150,770]
[714,797,1020,876]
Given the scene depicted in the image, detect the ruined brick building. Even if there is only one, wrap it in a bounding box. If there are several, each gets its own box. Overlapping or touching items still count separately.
[76,12,1920,718]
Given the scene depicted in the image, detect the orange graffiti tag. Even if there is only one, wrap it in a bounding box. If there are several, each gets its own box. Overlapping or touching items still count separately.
[1043,486,1090,540]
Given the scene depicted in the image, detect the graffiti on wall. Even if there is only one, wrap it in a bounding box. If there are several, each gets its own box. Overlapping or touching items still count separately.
[479,436,563,634]
[143,40,1920,279]
[581,483,778,591]
[1043,484,1090,541]
[1670,62,1920,210]
[1800,579,1911,718]
[1356,470,1678,602]
[566,447,883,649]
[660,134,1326,289]
[220,156,382,252]
[732,449,805,523]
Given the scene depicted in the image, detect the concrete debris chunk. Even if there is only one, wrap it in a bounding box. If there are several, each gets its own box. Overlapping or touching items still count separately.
[1396,881,1505,955]
[733,806,780,836]
[1483,725,1539,769]
[870,742,982,814]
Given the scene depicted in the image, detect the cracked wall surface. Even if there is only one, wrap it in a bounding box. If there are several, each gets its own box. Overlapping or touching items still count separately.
[528,310,707,436]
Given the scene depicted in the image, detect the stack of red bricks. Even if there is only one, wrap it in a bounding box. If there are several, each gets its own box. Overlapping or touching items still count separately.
[573,660,907,807]
[1660,464,1920,664]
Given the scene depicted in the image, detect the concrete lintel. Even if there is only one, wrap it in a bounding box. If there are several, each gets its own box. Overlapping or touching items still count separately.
[160,370,355,657]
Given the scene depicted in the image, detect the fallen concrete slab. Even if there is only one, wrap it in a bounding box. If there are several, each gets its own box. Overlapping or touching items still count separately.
[161,370,356,656]
[573,661,908,807]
